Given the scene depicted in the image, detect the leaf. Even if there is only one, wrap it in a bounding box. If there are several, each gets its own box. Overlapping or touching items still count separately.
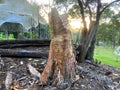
[10,80,20,90]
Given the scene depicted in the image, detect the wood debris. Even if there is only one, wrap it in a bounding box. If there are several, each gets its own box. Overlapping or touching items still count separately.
[5,71,12,90]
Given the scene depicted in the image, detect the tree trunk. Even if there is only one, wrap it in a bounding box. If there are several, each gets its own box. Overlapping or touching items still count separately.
[86,34,96,60]
[77,21,98,62]
[76,0,120,62]
[41,8,76,88]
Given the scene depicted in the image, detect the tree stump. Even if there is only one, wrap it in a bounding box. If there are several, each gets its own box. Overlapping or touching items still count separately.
[41,8,76,88]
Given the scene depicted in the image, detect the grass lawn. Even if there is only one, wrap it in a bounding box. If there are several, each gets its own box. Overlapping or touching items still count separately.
[94,46,120,68]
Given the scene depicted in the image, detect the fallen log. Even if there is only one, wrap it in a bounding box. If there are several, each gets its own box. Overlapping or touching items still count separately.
[0,40,51,45]
[0,43,50,49]
[0,49,48,58]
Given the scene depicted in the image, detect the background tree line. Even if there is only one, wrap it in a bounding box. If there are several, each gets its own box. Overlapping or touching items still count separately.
[97,10,120,48]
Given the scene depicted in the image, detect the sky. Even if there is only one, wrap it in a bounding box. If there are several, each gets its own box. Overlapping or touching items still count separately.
[27,0,113,4]
[26,0,119,29]
[27,0,52,5]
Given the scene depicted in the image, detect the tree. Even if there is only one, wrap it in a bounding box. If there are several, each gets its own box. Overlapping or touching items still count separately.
[76,0,120,62]
[41,8,76,89]
[97,23,116,47]
[96,9,120,48]
[53,0,120,62]
[110,12,120,47]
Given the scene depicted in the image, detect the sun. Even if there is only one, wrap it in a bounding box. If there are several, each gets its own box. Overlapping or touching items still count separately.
[69,19,81,29]
[69,17,90,30]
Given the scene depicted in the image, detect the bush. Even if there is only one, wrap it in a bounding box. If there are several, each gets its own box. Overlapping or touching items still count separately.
[8,34,15,40]
[0,32,15,40]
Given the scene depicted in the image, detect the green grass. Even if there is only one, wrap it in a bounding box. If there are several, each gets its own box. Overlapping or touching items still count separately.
[94,46,120,68]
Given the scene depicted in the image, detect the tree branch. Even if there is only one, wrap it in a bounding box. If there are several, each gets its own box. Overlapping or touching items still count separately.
[100,0,120,15]
[88,4,92,22]
[77,0,87,29]
[81,0,86,7]
[96,0,101,21]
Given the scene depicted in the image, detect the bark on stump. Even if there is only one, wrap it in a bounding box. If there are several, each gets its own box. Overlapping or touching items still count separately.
[41,8,76,88]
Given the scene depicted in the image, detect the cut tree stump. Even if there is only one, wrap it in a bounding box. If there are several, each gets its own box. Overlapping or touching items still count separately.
[41,8,76,89]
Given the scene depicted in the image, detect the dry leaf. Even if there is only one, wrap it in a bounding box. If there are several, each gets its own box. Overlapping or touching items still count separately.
[11,80,20,90]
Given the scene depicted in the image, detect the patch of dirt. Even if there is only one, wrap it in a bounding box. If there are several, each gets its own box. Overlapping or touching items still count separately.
[0,47,120,90]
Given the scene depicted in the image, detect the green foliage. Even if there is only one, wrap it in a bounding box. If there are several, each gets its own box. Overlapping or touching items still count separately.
[0,32,5,40]
[48,28,51,39]
[110,12,120,30]
[118,38,120,45]
[97,23,113,43]
[101,8,114,18]
[68,5,80,18]
[18,33,26,40]
[97,12,120,46]
[54,0,67,5]
[32,32,39,39]
[8,34,15,40]
[48,28,51,34]
[94,46,120,68]
[0,32,15,40]
[24,31,39,39]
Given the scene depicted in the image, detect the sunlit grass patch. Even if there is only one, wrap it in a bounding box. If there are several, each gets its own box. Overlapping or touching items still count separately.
[94,46,120,68]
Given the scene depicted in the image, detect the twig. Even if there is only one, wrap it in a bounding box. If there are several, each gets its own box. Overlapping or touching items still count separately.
[17,76,27,81]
